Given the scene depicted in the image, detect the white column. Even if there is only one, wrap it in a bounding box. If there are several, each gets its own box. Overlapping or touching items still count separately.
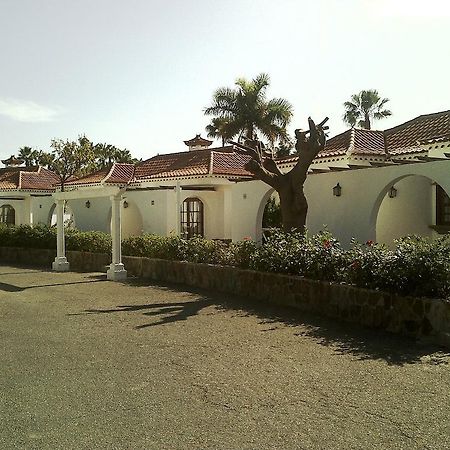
[107,194,127,281]
[52,199,70,271]
[175,181,182,236]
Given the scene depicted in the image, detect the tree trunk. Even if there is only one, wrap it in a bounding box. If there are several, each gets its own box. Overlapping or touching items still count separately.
[278,174,308,232]
[364,113,371,130]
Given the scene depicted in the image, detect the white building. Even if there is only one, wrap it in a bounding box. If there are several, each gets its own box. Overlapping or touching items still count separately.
[1,110,450,251]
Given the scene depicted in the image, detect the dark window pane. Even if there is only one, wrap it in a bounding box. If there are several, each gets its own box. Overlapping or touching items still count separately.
[180,198,204,238]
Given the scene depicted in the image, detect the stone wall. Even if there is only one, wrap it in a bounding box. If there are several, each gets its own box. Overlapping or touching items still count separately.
[1,247,449,347]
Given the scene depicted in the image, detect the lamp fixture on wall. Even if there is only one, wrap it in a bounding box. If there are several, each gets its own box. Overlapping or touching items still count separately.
[85,200,91,208]
[388,186,398,198]
[123,200,129,208]
[332,183,342,197]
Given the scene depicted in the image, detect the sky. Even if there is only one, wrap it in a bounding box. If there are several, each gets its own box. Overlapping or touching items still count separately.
[0,0,449,161]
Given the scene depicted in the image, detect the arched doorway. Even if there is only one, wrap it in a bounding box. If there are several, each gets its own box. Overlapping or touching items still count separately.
[374,175,450,245]
[49,202,75,228]
[262,191,282,238]
[181,197,204,238]
[0,204,15,226]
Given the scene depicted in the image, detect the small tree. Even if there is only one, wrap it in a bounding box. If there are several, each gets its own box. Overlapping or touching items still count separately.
[232,117,328,232]
[49,136,94,191]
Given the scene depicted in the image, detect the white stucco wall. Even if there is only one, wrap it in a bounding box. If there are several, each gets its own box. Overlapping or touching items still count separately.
[126,190,167,236]
[68,197,111,232]
[0,199,25,225]
[0,194,55,226]
[230,159,450,247]
[30,196,55,225]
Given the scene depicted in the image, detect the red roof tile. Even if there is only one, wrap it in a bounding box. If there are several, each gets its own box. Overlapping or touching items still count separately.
[0,166,58,190]
[0,167,21,189]
[65,167,110,186]
[104,163,135,184]
[53,110,450,187]
[316,128,386,158]
[134,146,252,180]
[211,150,253,177]
[21,167,60,190]
[65,163,135,186]
[385,110,450,154]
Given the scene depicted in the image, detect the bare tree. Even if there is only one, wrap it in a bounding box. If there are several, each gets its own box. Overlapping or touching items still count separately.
[231,117,328,232]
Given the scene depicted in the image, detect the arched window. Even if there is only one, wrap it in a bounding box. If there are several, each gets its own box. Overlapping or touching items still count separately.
[181,198,204,238]
[436,185,450,226]
[0,205,15,226]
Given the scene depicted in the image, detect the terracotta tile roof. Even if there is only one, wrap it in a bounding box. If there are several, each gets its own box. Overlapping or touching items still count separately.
[52,110,450,187]
[65,163,135,186]
[211,150,253,177]
[0,167,21,189]
[316,128,385,158]
[21,167,60,190]
[352,129,385,154]
[104,163,135,184]
[317,129,353,157]
[385,110,450,154]
[65,167,110,186]
[135,146,253,180]
[0,166,58,190]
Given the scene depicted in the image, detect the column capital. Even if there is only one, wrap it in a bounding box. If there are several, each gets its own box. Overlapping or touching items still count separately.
[110,194,123,202]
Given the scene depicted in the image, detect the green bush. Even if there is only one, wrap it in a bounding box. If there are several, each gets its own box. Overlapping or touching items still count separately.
[0,224,56,249]
[1,224,450,299]
[66,229,111,254]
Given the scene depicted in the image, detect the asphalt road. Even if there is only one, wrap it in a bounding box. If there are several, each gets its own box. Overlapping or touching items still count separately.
[0,265,449,450]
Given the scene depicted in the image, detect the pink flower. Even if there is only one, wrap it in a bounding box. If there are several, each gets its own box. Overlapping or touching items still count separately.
[366,240,374,246]
[323,240,332,249]
[243,236,252,241]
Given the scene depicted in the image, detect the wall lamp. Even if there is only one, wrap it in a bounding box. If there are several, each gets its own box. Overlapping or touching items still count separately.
[85,200,91,208]
[123,200,129,208]
[388,186,398,198]
[333,183,342,197]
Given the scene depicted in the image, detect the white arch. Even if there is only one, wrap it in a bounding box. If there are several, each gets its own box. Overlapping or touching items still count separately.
[369,173,450,235]
[0,204,16,225]
[48,202,76,227]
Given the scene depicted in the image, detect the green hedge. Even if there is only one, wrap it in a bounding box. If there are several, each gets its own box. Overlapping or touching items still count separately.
[1,224,449,299]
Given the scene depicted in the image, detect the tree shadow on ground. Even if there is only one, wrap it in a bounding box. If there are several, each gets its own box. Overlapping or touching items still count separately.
[0,279,105,292]
[73,277,450,367]
[76,299,214,329]
[229,298,450,367]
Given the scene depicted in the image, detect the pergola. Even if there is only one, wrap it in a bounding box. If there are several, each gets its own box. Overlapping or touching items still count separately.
[52,185,127,281]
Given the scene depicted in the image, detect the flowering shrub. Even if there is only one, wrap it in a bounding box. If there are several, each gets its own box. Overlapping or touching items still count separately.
[1,224,450,299]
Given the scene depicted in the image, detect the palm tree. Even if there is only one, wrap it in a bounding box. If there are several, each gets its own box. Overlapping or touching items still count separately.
[204,73,293,146]
[343,89,392,130]
[18,146,38,166]
[205,117,233,147]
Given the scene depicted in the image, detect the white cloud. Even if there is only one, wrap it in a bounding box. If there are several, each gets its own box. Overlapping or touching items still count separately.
[0,98,63,122]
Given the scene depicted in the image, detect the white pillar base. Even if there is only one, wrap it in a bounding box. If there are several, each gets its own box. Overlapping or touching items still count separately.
[52,257,70,272]
[107,263,127,281]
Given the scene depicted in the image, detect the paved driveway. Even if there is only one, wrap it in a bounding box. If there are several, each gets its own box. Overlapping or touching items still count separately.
[0,265,449,449]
